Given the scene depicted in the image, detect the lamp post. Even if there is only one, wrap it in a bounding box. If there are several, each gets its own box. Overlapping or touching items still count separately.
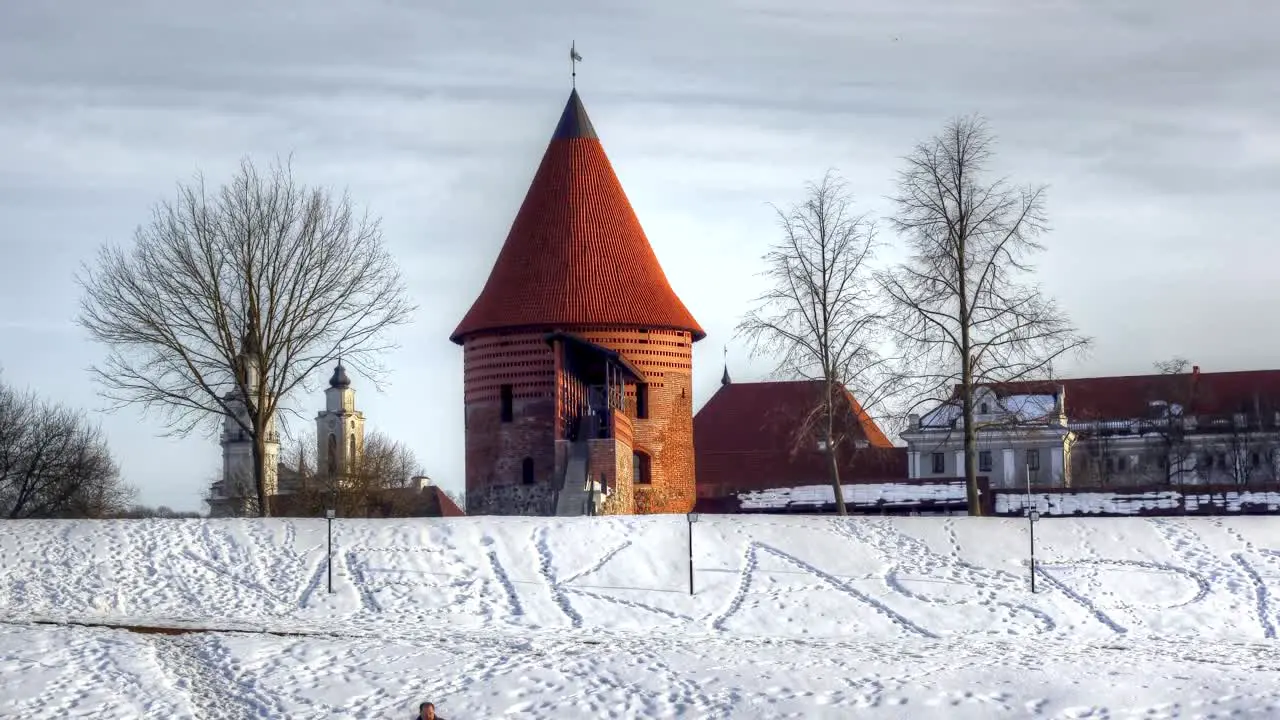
[1028,507,1039,593]
[326,508,336,594]
[687,512,700,595]
[1025,460,1038,593]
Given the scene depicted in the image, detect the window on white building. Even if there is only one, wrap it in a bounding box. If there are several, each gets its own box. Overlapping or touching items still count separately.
[1026,449,1041,471]
[931,452,945,474]
[978,450,992,472]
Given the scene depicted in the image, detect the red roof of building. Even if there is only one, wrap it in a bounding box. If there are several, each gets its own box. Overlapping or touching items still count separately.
[451,89,703,344]
[969,368,1280,420]
[426,485,466,517]
[694,379,905,494]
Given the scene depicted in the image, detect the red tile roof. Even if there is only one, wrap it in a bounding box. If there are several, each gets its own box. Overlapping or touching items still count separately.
[426,485,465,517]
[694,380,904,494]
[968,368,1280,421]
[451,89,703,344]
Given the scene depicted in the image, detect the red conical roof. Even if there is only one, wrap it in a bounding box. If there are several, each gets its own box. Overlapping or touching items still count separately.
[450,89,704,344]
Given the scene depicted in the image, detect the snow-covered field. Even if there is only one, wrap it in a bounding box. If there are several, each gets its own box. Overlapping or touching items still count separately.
[3,515,1280,717]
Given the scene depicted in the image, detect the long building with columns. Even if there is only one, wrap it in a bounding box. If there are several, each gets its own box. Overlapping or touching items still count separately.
[901,367,1280,489]
[451,88,703,516]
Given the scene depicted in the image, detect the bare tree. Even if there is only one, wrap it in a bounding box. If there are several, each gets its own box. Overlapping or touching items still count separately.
[114,505,203,519]
[357,430,423,492]
[1137,357,1199,489]
[1212,399,1275,486]
[282,429,427,517]
[0,377,135,518]
[1069,414,1122,488]
[880,116,1090,515]
[77,159,415,516]
[737,171,900,515]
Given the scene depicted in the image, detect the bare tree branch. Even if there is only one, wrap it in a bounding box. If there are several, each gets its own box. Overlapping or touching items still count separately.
[0,375,135,518]
[77,158,416,516]
[878,116,1091,515]
[737,171,904,515]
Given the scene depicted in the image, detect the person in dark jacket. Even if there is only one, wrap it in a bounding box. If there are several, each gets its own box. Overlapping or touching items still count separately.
[416,701,442,719]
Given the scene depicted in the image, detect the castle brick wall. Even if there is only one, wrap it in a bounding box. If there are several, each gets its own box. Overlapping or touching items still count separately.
[574,327,696,515]
[462,331,557,515]
[462,326,696,515]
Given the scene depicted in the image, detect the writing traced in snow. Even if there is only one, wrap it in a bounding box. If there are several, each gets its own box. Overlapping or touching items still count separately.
[1,518,1278,639]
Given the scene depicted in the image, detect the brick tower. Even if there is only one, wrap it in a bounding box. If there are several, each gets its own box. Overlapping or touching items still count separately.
[451,88,704,516]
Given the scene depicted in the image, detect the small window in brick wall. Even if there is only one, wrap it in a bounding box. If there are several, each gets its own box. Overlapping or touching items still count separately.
[521,457,534,484]
[633,451,652,484]
[636,383,650,419]
[500,384,513,423]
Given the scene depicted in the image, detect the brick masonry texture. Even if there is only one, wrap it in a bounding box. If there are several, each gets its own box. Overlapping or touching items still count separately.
[462,326,696,515]
[463,332,558,515]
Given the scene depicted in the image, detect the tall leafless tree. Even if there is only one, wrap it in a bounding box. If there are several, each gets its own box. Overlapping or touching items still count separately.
[77,159,415,516]
[879,117,1089,515]
[0,377,135,518]
[738,171,900,515]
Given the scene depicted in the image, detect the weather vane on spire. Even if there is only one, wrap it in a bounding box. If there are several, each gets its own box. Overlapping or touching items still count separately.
[570,41,582,89]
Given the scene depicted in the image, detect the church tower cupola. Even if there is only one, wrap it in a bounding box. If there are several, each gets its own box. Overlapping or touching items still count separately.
[317,360,364,482]
[329,361,351,389]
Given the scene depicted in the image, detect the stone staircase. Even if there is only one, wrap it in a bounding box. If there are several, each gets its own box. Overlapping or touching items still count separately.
[554,441,608,516]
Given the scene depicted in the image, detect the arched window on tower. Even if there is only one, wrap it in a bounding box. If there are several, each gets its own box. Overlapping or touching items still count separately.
[632,450,652,485]
[521,457,535,485]
[348,435,357,473]
[327,434,337,481]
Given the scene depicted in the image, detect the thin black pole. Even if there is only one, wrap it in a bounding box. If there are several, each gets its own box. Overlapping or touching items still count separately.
[1029,510,1037,593]
[1025,461,1035,593]
[687,515,695,595]
[327,515,334,594]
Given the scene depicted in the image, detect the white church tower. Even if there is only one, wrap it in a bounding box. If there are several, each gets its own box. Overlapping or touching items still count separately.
[212,333,279,516]
[316,361,365,484]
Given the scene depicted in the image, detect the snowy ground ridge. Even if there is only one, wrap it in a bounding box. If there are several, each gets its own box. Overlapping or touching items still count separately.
[6,515,1280,718]
[3,514,1280,641]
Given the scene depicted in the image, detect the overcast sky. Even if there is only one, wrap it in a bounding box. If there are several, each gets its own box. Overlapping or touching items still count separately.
[1,0,1276,510]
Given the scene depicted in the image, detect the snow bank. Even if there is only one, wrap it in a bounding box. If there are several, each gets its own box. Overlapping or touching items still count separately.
[997,490,1280,515]
[739,482,965,509]
[2,515,1279,642]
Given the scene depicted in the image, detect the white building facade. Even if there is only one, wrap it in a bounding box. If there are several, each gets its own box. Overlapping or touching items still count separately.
[902,372,1280,490]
